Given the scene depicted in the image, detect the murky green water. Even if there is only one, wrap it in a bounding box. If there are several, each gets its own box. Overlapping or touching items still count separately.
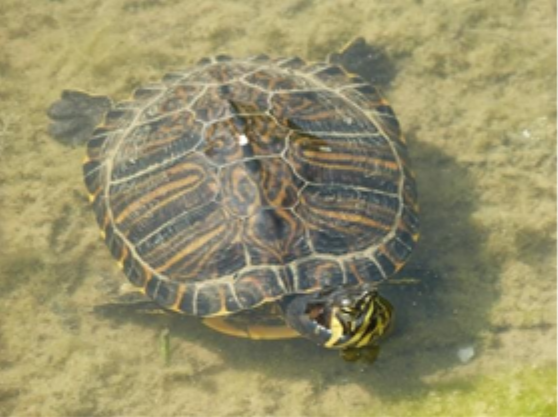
[0,0,556,416]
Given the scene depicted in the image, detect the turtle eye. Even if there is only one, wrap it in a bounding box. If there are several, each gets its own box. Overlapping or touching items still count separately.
[340,298,352,307]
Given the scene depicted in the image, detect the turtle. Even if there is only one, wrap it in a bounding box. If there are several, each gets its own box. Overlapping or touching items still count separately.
[47,38,419,356]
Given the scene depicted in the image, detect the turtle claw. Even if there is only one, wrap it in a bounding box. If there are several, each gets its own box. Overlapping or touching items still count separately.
[47,90,112,146]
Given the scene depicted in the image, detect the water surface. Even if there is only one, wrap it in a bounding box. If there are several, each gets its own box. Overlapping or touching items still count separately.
[0,0,556,415]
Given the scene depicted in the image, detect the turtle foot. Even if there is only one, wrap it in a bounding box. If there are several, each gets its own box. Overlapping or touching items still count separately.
[329,37,397,89]
[47,90,112,146]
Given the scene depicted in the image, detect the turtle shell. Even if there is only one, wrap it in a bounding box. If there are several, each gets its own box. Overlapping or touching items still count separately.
[83,55,419,317]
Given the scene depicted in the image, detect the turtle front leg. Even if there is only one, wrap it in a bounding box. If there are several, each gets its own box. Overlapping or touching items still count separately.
[47,90,112,146]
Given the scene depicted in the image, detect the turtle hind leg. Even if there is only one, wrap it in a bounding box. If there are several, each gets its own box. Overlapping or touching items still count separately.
[47,90,112,146]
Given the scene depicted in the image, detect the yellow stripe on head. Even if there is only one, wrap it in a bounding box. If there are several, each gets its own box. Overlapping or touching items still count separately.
[324,310,346,348]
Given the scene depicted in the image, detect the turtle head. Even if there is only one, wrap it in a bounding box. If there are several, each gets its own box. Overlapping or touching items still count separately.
[282,285,393,351]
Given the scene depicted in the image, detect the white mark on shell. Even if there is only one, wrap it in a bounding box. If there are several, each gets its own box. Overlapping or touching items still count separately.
[238,133,249,146]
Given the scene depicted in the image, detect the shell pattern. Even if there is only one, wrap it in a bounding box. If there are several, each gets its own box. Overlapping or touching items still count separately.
[83,55,419,317]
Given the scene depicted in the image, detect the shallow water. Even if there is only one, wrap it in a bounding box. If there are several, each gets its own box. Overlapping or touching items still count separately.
[0,0,556,416]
